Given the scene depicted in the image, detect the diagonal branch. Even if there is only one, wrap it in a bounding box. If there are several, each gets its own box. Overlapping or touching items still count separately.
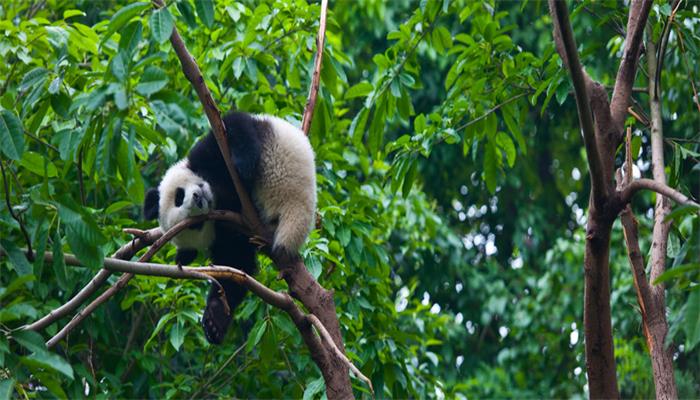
[549,0,606,201]
[620,178,700,207]
[301,0,328,136]
[610,0,653,131]
[151,0,263,234]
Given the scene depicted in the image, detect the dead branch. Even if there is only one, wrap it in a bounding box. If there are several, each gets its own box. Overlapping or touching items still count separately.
[301,0,328,135]
[308,314,373,394]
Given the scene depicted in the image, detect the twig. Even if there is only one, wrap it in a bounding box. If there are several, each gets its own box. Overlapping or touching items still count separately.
[1,160,34,261]
[675,25,700,115]
[189,343,246,399]
[301,0,328,135]
[308,314,374,394]
[455,92,528,132]
[654,0,682,100]
[620,178,700,207]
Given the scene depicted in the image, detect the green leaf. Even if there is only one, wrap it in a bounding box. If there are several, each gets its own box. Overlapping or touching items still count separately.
[0,109,25,160]
[119,20,143,55]
[102,2,150,45]
[21,352,74,379]
[345,82,373,99]
[19,151,58,177]
[349,108,369,148]
[246,319,267,352]
[169,321,185,351]
[195,0,215,28]
[135,66,169,96]
[653,263,699,284]
[19,68,48,91]
[302,377,325,400]
[13,330,46,354]
[150,7,175,44]
[496,132,516,167]
[50,92,72,118]
[484,141,498,194]
[110,51,129,82]
[0,379,14,400]
[52,229,69,291]
[0,239,32,276]
[555,79,570,105]
[63,9,85,19]
[685,290,700,350]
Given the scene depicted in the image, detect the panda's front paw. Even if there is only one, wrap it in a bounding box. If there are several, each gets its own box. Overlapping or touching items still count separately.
[249,235,269,250]
[202,284,232,345]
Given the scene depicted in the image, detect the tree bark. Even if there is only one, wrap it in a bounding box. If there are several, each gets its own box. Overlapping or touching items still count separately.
[583,208,619,399]
[644,36,678,400]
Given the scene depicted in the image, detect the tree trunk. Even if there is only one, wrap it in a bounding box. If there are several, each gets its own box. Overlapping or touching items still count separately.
[583,205,620,399]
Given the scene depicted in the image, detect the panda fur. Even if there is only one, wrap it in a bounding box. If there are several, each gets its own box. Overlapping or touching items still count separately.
[144,111,316,344]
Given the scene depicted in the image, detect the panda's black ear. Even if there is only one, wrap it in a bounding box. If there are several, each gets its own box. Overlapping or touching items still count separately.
[144,188,160,220]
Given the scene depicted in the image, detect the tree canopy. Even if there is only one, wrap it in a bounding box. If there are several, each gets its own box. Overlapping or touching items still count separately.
[0,0,698,398]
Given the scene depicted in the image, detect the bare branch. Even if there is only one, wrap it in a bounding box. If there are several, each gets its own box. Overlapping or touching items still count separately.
[44,212,240,347]
[301,0,328,136]
[308,314,373,394]
[610,0,653,131]
[621,178,700,207]
[22,228,162,332]
[548,0,607,200]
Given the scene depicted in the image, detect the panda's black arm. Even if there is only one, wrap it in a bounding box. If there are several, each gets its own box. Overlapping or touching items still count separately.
[175,248,198,266]
[223,112,262,191]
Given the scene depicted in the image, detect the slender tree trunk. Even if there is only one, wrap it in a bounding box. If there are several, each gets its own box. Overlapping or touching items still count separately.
[644,37,678,400]
[583,208,620,399]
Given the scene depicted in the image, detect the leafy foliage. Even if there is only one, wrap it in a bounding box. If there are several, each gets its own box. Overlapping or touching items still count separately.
[0,0,698,399]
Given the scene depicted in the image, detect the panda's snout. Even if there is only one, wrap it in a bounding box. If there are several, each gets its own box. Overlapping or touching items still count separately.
[193,191,205,209]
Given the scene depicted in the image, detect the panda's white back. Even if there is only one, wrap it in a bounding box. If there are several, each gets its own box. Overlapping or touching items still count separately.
[253,115,317,254]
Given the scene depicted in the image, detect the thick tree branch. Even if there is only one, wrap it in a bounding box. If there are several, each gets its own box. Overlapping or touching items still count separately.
[620,178,699,207]
[549,0,606,201]
[301,0,328,136]
[610,0,653,132]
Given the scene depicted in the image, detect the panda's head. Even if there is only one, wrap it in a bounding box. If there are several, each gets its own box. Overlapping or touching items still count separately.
[144,160,215,232]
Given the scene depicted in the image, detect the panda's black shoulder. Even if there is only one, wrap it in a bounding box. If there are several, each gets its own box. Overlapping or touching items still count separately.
[187,111,264,192]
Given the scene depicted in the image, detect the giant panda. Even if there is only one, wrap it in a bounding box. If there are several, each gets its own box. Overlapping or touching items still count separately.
[143,111,316,344]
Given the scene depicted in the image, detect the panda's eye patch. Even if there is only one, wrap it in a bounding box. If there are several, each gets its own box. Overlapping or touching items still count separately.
[175,188,185,207]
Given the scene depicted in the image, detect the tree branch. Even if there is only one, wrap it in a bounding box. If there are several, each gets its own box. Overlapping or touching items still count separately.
[620,178,700,207]
[301,0,328,136]
[548,0,607,201]
[21,228,162,332]
[610,0,653,131]
[42,212,242,347]
[1,160,34,261]
[308,314,373,394]
[151,0,263,234]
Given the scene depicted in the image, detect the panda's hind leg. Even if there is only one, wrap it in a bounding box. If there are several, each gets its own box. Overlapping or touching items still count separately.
[201,228,257,344]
